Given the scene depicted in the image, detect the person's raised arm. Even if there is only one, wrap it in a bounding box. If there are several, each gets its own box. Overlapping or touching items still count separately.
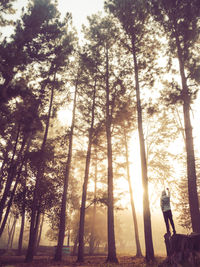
[166,188,170,197]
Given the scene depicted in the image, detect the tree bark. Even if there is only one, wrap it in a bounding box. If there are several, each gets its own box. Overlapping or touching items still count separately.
[161,233,200,267]
[67,229,70,247]
[0,146,10,190]
[0,124,21,224]
[0,168,21,236]
[0,144,27,238]
[17,204,25,255]
[10,217,17,249]
[26,73,56,262]
[131,37,154,261]
[174,30,200,233]
[7,216,17,249]
[105,46,118,263]
[124,127,142,257]
[89,151,97,255]
[77,80,96,262]
[72,234,78,256]
[34,211,41,255]
[36,213,45,251]
[54,75,78,261]
[17,160,28,256]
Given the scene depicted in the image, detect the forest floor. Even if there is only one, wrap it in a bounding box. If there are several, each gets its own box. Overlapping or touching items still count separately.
[0,255,165,267]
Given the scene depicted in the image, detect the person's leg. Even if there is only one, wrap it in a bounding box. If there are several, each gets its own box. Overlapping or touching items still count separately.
[163,211,170,233]
[168,210,176,234]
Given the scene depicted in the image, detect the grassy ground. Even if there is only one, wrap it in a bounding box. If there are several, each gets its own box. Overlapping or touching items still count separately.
[0,255,165,267]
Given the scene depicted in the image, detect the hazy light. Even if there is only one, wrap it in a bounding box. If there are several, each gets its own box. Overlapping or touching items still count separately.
[57,0,104,32]
[57,107,72,126]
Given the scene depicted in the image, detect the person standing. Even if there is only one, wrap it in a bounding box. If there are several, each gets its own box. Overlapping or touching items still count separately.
[160,188,176,235]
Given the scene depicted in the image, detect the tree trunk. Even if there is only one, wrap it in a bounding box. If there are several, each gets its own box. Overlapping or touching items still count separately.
[0,124,21,224]
[10,217,17,249]
[34,211,41,255]
[131,37,154,262]
[36,213,45,251]
[89,151,97,256]
[105,46,118,263]
[25,160,44,262]
[0,147,9,190]
[161,233,200,267]
[124,127,142,257]
[0,176,19,237]
[54,76,78,261]
[175,32,200,233]
[17,160,28,256]
[77,80,96,262]
[72,234,78,256]
[7,216,17,249]
[67,229,70,246]
[0,154,26,237]
[26,73,56,262]
[17,207,25,255]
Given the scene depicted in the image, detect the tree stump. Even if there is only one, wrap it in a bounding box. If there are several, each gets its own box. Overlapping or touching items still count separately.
[160,233,200,267]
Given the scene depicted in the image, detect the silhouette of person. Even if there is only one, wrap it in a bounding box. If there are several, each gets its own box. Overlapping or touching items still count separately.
[160,188,176,235]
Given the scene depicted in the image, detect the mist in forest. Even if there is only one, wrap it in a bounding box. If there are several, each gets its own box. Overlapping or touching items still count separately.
[0,206,186,257]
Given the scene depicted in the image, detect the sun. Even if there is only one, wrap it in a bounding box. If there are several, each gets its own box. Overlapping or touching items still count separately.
[115,174,144,213]
[57,107,72,126]
[114,133,159,213]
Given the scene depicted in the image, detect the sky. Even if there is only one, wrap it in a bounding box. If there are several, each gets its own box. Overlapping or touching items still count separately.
[57,0,105,32]
[12,0,105,35]
[1,0,105,42]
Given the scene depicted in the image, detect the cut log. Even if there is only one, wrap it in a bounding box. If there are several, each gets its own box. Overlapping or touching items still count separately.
[160,233,200,267]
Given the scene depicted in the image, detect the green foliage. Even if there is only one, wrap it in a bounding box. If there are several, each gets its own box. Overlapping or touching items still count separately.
[149,0,200,103]
[175,177,192,231]
[174,158,200,232]
[105,0,148,37]
[0,1,76,251]
[0,0,74,103]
